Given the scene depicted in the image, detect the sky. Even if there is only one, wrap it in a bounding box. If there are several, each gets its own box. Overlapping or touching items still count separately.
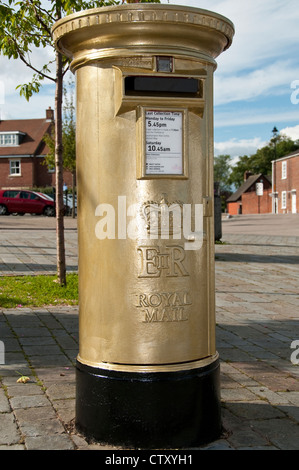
[0,0,298,161]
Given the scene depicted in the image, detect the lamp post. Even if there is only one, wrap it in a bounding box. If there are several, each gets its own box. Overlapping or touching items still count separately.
[272,126,278,158]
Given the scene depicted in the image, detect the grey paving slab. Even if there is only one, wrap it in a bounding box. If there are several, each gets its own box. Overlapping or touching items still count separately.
[0,413,21,445]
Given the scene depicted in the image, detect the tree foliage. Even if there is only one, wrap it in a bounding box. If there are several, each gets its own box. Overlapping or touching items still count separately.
[43,81,76,173]
[214,154,231,192]
[0,0,120,100]
[227,135,299,188]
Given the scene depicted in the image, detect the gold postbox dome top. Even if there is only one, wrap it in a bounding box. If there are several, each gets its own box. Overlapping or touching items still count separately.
[52,4,234,70]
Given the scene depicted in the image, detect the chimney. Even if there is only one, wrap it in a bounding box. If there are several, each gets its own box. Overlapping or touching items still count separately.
[244,170,252,181]
[46,107,54,121]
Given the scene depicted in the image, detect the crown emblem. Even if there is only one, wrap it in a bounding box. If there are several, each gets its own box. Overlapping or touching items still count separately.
[140,193,184,236]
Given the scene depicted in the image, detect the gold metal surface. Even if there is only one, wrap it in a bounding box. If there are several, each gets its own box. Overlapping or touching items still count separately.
[53,4,234,372]
[52,4,234,71]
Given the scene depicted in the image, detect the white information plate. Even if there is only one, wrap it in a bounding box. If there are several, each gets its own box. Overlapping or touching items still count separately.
[145,110,183,175]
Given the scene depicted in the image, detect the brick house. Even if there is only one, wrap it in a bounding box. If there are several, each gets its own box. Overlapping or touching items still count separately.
[226,172,272,215]
[0,108,73,190]
[271,150,299,214]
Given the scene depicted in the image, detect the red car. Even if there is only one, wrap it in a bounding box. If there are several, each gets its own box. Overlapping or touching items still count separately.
[0,189,55,216]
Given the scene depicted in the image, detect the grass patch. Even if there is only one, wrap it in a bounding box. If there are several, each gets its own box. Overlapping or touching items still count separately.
[0,273,78,308]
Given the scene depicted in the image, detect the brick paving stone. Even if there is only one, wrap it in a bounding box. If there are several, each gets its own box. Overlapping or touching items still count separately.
[277,404,299,423]
[221,408,271,449]
[0,444,25,450]
[45,383,75,401]
[22,344,63,356]
[0,413,21,445]
[14,406,57,423]
[221,374,243,389]
[19,336,57,347]
[25,434,75,450]
[249,418,299,450]
[247,364,299,391]
[249,386,291,405]
[35,366,75,380]
[278,391,299,406]
[0,396,10,415]
[221,387,260,403]
[53,398,76,424]
[9,394,51,410]
[6,383,44,397]
[29,354,73,368]
[225,401,286,420]
[0,353,31,376]
[18,417,66,438]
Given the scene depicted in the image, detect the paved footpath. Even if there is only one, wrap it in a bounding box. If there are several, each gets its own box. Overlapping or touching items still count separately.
[0,215,299,450]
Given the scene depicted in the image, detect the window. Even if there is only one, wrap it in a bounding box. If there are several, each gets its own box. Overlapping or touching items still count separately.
[20,191,30,199]
[282,161,287,179]
[281,191,287,209]
[29,193,40,200]
[0,134,17,145]
[9,160,21,176]
[0,132,25,146]
[3,190,19,198]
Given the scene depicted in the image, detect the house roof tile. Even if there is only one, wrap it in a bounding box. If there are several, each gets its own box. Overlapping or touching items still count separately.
[227,174,271,202]
[0,116,53,157]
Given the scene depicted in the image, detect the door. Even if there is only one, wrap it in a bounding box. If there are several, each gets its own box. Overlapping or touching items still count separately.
[19,191,32,213]
[292,192,297,214]
[273,195,278,214]
[2,190,20,212]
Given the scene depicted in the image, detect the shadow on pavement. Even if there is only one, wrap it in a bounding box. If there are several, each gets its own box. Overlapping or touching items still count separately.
[216,253,299,264]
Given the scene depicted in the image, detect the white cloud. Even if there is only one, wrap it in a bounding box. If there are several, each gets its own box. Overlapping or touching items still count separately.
[214,124,299,161]
[209,0,299,73]
[0,43,55,120]
[214,60,299,106]
[215,108,299,128]
[164,0,299,68]
[161,0,299,108]
[0,91,55,120]
[280,124,299,141]
[214,137,266,159]
[0,45,54,95]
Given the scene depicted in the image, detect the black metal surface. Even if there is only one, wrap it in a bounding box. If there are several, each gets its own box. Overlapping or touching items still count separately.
[75,358,221,449]
[125,76,201,97]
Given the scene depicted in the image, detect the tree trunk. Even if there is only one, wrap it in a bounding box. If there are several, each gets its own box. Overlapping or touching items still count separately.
[55,48,66,286]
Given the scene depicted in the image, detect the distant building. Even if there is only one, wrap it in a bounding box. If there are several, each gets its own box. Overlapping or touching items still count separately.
[226,172,272,215]
[0,108,73,190]
[271,150,299,214]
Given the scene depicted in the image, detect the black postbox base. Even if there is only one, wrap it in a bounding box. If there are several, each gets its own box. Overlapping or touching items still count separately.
[75,358,222,449]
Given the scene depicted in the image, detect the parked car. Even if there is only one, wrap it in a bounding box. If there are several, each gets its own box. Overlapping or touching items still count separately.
[0,189,55,216]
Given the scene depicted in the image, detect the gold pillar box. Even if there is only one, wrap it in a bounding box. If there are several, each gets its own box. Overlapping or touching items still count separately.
[53,4,234,448]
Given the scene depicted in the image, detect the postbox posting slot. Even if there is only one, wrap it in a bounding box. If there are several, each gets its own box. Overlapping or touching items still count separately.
[124,76,202,98]
[114,67,206,117]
